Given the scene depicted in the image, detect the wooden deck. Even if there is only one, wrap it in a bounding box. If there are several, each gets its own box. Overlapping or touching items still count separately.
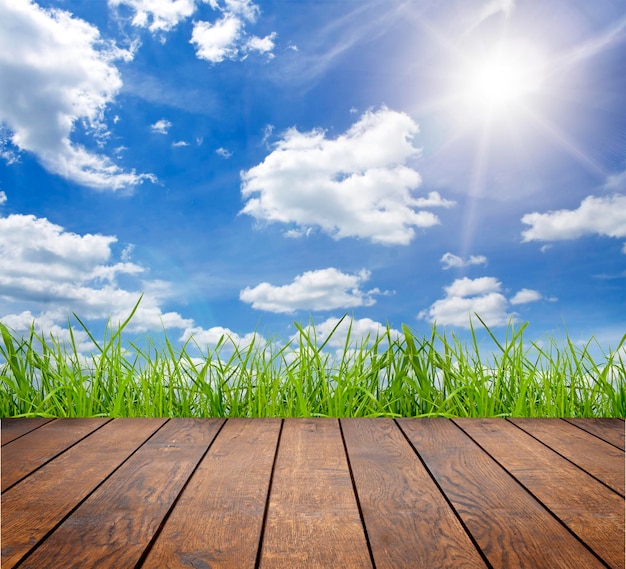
[2,418,624,568]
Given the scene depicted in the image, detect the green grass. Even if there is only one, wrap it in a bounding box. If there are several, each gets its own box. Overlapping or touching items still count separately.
[0,301,624,418]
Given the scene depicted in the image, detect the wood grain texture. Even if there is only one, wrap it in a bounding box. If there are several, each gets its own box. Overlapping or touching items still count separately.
[510,418,625,495]
[1,418,54,445]
[1,418,166,568]
[398,418,606,569]
[259,418,373,569]
[564,418,625,450]
[455,418,625,569]
[1,418,110,491]
[17,419,225,569]
[141,418,281,569]
[341,418,487,569]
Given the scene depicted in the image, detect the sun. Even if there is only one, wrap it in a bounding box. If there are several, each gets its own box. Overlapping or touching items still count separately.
[458,40,546,116]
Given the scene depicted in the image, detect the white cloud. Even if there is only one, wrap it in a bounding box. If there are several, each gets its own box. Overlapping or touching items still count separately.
[151,119,172,134]
[623,243,626,255]
[293,316,401,349]
[521,194,626,242]
[241,108,451,245]
[216,147,232,158]
[445,276,501,297]
[440,252,488,270]
[0,0,152,191]
[246,33,277,57]
[0,191,6,206]
[419,277,514,328]
[240,268,380,314]
[108,0,197,32]
[191,0,275,63]
[0,211,193,335]
[510,288,542,305]
[172,140,190,147]
[191,15,242,63]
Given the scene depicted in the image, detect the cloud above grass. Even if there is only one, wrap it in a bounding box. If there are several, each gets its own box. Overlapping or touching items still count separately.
[0,211,193,334]
[419,277,553,328]
[521,194,626,243]
[241,108,455,245]
[240,268,381,313]
[417,277,513,328]
[0,0,153,191]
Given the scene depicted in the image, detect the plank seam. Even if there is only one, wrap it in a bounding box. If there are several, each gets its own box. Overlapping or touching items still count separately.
[506,418,625,498]
[2,418,114,494]
[254,417,284,569]
[453,419,614,569]
[1,418,55,446]
[338,418,377,569]
[133,418,228,569]
[563,418,626,451]
[11,418,172,569]
[394,419,494,569]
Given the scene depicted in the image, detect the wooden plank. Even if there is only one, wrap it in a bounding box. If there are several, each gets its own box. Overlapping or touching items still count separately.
[564,418,625,450]
[1,418,55,445]
[1,418,110,491]
[141,418,281,569]
[510,418,625,495]
[455,418,625,569]
[1,418,167,568]
[259,418,372,569]
[341,418,487,568]
[398,418,606,569]
[17,419,224,569]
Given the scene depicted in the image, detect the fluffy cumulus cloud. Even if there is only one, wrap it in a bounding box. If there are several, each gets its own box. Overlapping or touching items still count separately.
[191,0,276,63]
[108,0,196,32]
[241,108,455,245]
[419,277,552,328]
[0,212,194,338]
[440,252,488,270]
[419,277,513,328]
[0,0,152,190]
[521,194,626,243]
[240,268,381,314]
[509,288,542,305]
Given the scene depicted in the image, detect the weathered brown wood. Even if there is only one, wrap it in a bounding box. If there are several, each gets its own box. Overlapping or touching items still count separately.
[141,418,281,569]
[1,418,166,568]
[259,418,373,569]
[510,418,625,495]
[398,418,606,569]
[1,418,55,445]
[564,417,625,450]
[455,417,625,569]
[1,418,110,491]
[341,418,487,568]
[17,419,225,569]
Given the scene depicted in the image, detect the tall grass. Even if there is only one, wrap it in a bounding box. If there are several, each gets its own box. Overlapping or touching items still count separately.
[0,304,624,418]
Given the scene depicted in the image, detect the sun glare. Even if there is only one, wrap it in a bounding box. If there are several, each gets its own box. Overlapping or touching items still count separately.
[460,41,545,115]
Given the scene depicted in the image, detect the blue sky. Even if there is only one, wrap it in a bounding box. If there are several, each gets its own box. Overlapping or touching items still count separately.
[0,0,624,354]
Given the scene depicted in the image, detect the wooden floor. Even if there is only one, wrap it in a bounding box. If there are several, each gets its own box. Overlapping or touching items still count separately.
[1,418,624,568]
